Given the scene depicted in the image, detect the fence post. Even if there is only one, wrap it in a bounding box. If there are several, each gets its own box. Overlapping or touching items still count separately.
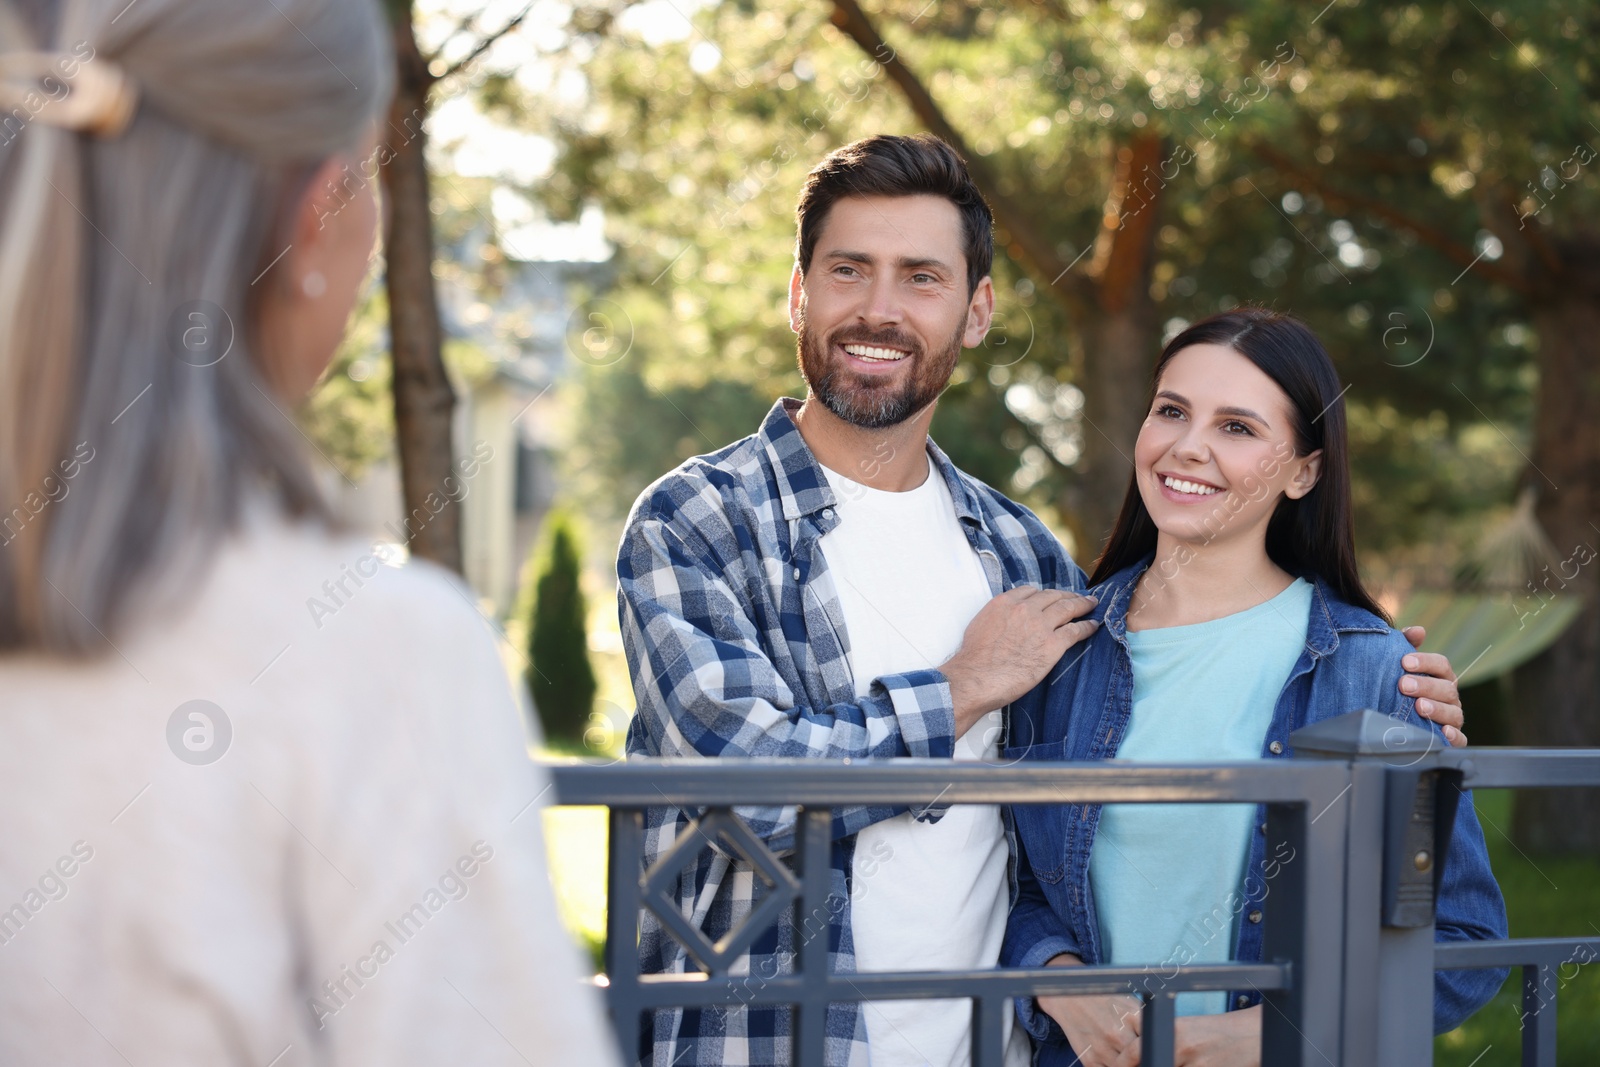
[1291,709,1461,1067]
[605,807,646,1063]
[1262,744,1352,1064]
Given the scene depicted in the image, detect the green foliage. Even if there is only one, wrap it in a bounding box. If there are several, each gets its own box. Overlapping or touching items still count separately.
[299,280,395,481]
[526,509,598,744]
[298,232,503,481]
[360,0,1600,577]
[566,343,776,521]
[520,0,1575,555]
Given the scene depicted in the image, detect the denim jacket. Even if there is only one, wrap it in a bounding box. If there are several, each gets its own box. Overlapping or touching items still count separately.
[999,559,1509,1063]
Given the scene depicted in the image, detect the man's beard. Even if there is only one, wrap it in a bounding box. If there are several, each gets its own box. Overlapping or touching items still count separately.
[796,313,966,430]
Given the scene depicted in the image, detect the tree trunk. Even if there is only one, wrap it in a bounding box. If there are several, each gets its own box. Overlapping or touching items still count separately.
[1069,135,1165,561]
[1510,249,1600,854]
[378,3,462,574]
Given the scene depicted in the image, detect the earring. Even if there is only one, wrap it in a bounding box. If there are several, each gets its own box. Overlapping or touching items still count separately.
[301,271,327,298]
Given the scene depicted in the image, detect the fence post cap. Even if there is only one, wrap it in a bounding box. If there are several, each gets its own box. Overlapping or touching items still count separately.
[1289,709,1439,759]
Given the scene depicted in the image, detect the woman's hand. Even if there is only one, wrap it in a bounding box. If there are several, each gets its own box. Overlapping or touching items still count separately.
[1037,954,1143,1067]
[1109,1005,1262,1067]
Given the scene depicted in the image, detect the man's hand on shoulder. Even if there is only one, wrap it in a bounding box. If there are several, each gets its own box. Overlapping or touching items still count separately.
[941,586,1099,736]
[1399,625,1467,747]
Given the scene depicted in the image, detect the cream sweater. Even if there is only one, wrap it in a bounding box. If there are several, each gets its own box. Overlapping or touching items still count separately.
[0,511,618,1066]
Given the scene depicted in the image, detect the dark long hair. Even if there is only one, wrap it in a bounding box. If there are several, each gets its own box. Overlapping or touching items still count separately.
[1088,308,1389,622]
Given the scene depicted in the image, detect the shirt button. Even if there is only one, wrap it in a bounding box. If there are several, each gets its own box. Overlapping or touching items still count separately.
[1248,909,1263,924]
[792,567,801,580]
[1268,741,1284,755]
[823,508,834,518]
[1258,823,1267,835]
[1236,995,1250,1009]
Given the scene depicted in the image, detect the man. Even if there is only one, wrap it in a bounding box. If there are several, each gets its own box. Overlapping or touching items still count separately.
[618,133,1466,1067]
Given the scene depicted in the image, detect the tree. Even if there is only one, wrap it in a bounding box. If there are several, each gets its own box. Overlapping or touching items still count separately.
[378,0,536,574]
[527,510,598,744]
[537,0,1507,546]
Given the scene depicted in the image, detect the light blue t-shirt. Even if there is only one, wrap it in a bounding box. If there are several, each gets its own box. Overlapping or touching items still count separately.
[1088,577,1313,1015]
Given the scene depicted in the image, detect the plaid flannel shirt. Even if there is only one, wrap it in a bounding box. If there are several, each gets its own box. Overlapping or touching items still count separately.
[619,398,1085,1067]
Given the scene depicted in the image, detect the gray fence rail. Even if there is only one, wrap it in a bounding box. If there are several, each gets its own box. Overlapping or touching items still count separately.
[545,710,1600,1067]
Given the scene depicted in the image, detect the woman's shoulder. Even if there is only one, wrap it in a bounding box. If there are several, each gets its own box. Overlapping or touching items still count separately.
[1313,581,1408,659]
[1304,583,1415,717]
[187,510,532,788]
[1324,624,1414,679]
[119,508,521,733]
[199,511,490,649]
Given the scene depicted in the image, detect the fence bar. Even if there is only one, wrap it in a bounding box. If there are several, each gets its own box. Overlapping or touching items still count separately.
[1454,750,1600,789]
[1521,964,1558,1067]
[604,807,646,1064]
[625,963,1291,1008]
[549,759,1350,808]
[1140,992,1176,1067]
[1436,937,1600,968]
[971,997,1008,1067]
[794,808,833,1067]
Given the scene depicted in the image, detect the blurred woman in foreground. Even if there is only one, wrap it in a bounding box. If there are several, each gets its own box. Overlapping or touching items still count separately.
[0,1,615,1063]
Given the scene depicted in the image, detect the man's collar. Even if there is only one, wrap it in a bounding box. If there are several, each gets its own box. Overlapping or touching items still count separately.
[758,398,981,526]
[759,399,835,523]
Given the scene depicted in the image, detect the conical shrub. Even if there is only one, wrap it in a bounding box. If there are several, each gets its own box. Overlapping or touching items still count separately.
[526,510,597,744]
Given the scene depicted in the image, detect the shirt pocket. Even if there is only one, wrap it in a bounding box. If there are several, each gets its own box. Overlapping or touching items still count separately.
[1004,739,1072,884]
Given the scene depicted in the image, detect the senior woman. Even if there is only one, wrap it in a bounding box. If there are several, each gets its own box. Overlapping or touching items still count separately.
[0,1,614,1064]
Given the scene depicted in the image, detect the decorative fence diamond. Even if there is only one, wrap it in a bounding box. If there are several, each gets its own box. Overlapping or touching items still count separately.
[641,806,803,975]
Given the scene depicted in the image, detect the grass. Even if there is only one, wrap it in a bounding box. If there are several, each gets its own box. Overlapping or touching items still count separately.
[531,577,631,974]
[543,800,609,973]
[540,766,1600,1061]
[1434,789,1600,1066]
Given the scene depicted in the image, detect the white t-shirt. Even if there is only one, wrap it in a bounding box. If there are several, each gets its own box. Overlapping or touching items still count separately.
[818,457,1029,1067]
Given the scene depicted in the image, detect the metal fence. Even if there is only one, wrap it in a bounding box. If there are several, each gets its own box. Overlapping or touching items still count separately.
[546,710,1600,1067]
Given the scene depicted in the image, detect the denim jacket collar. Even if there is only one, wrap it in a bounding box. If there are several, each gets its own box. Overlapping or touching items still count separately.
[1091,557,1389,656]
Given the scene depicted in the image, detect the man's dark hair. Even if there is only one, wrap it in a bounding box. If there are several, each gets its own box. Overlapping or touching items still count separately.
[795,133,994,296]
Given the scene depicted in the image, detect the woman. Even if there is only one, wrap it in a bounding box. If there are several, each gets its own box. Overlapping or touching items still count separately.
[999,310,1507,1066]
[0,1,614,1064]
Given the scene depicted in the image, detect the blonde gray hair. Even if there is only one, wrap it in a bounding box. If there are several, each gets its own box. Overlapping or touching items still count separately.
[0,0,393,653]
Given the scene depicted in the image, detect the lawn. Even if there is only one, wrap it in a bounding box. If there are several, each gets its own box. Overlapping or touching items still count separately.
[543,800,609,973]
[541,775,1600,1062]
[1434,789,1600,1066]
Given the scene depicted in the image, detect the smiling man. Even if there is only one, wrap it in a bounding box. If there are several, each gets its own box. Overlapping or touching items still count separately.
[616,134,1467,1067]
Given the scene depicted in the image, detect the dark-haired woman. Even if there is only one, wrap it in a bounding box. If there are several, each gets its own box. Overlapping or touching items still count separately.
[999,310,1507,1067]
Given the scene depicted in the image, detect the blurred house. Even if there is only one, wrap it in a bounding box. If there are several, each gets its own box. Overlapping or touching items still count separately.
[322,253,612,618]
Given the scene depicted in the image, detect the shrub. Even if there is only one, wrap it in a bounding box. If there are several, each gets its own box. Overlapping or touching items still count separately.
[526,510,597,744]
